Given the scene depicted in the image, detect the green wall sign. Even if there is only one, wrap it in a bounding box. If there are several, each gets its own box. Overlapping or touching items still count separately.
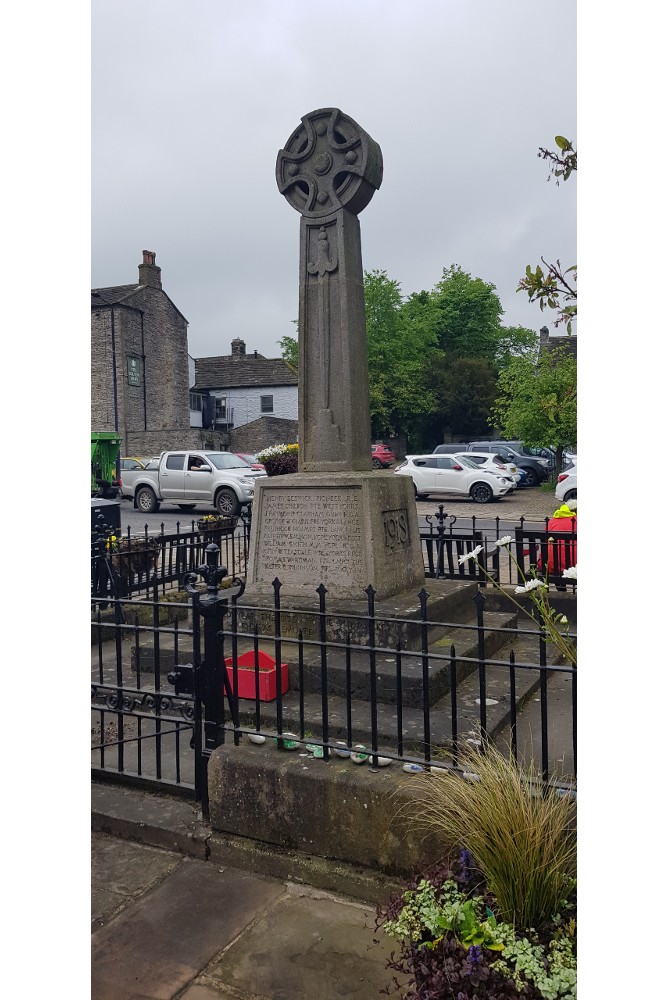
[127,356,143,386]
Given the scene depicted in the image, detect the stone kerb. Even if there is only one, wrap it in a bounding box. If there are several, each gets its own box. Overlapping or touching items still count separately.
[208,741,444,876]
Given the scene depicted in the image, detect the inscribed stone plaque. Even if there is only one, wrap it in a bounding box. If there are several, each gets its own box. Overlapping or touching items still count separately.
[254,487,365,587]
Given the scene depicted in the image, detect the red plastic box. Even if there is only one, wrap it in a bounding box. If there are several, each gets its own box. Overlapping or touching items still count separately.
[223,649,289,702]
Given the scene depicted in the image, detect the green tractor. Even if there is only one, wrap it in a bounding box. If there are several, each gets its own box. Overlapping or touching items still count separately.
[91,431,122,499]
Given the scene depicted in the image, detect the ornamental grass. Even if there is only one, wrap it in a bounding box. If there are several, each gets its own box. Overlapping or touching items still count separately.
[402,740,576,932]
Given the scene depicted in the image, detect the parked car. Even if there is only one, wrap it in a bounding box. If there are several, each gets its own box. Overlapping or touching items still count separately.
[432,443,470,455]
[555,463,577,504]
[466,442,549,487]
[395,454,514,503]
[371,443,396,468]
[234,452,266,471]
[121,451,266,515]
[457,452,521,488]
[120,457,148,472]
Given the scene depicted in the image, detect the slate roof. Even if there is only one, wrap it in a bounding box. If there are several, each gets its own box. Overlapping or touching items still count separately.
[91,285,141,307]
[91,283,189,323]
[193,354,298,390]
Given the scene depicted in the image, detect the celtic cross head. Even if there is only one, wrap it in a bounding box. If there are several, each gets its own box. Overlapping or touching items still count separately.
[276,108,383,218]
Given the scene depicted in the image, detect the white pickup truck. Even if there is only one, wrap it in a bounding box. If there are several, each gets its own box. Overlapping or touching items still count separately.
[120,451,266,515]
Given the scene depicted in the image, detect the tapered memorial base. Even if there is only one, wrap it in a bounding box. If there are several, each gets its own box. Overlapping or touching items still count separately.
[245,471,425,601]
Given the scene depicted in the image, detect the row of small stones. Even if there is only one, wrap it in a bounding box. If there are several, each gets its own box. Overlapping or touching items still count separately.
[245,732,479,776]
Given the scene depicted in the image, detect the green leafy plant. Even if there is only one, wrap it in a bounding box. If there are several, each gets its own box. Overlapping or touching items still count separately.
[399,739,576,931]
[380,859,576,1000]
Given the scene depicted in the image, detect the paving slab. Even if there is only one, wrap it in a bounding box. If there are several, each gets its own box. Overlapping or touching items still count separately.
[92,833,183,931]
[202,890,394,1000]
[92,857,284,1000]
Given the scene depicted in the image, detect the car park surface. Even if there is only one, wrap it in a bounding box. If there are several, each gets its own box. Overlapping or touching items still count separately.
[395,454,514,503]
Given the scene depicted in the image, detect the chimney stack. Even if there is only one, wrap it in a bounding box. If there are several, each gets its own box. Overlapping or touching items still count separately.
[231,338,246,357]
[138,250,162,289]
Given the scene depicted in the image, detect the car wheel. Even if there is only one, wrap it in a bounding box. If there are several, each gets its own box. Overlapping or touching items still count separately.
[564,488,577,502]
[136,487,159,514]
[522,468,538,487]
[177,504,196,511]
[371,458,382,469]
[215,488,240,516]
[470,482,493,504]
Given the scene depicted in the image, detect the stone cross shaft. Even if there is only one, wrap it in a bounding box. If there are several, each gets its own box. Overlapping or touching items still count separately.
[276,108,383,473]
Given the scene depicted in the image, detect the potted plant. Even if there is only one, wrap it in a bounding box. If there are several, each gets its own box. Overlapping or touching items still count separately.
[196,513,238,535]
[255,443,299,476]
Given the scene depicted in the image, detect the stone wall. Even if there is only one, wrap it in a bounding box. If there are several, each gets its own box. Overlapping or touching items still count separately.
[92,273,191,456]
[230,416,298,454]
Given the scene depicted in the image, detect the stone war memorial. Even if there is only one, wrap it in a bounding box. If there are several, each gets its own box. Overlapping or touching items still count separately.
[247,108,425,601]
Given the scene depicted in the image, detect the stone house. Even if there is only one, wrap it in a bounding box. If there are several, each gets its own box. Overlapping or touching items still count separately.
[193,339,298,454]
[92,251,226,456]
[539,325,577,360]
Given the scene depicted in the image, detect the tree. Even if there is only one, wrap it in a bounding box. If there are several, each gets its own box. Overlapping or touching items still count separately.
[494,325,539,371]
[438,357,498,438]
[517,136,577,334]
[429,264,505,363]
[364,270,438,443]
[492,344,577,474]
[278,331,298,372]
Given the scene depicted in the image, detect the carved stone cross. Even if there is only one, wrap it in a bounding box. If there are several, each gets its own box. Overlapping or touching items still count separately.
[276,108,383,472]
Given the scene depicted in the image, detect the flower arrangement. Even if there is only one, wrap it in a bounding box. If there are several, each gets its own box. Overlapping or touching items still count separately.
[378,740,577,999]
[458,503,577,665]
[256,442,299,476]
[197,513,237,534]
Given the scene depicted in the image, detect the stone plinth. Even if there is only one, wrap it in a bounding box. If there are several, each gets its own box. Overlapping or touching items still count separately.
[246,471,425,600]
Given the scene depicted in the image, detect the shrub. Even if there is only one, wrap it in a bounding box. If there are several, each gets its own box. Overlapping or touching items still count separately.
[397,740,576,931]
[377,854,576,999]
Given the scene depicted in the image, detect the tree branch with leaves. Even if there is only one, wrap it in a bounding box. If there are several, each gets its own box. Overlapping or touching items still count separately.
[518,136,577,334]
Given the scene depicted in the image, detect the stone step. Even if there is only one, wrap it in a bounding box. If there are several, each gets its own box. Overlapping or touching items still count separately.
[296,612,518,707]
[233,578,481,647]
[229,632,565,756]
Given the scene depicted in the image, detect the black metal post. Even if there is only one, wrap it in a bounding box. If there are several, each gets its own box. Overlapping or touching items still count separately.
[419,588,431,765]
[473,589,487,739]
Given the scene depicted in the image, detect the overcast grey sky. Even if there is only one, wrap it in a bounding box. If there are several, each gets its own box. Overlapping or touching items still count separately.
[92,0,576,360]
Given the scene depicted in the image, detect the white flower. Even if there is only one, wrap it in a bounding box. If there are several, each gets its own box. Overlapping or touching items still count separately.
[567,499,577,510]
[458,544,483,565]
[515,579,548,594]
[558,614,569,624]
[562,566,577,580]
[494,535,512,549]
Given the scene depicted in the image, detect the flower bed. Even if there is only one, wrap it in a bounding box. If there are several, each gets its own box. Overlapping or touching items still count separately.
[376,740,577,998]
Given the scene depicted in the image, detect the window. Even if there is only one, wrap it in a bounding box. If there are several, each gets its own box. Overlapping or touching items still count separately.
[165,454,185,470]
[189,392,202,411]
[260,395,274,414]
[215,397,227,420]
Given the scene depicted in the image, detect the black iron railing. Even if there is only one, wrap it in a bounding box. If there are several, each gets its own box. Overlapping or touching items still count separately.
[91,549,577,808]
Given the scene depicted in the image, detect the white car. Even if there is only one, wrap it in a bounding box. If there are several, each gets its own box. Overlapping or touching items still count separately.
[395,454,514,503]
[555,463,577,504]
[454,452,521,488]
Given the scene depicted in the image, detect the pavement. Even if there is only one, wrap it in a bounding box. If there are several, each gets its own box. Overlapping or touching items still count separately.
[91,783,403,1000]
